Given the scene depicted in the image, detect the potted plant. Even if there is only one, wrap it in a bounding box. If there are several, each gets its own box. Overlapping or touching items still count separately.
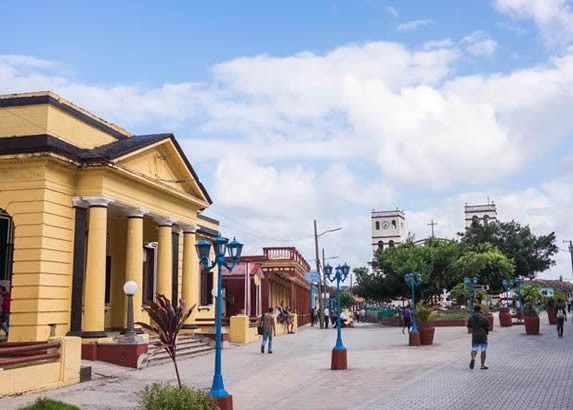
[544,296,557,325]
[521,284,542,335]
[416,302,435,345]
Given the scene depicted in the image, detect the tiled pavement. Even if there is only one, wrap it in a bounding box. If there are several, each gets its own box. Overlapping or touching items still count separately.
[1,315,571,409]
[360,316,573,410]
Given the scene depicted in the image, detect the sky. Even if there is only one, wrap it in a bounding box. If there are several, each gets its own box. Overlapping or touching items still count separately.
[1,0,573,281]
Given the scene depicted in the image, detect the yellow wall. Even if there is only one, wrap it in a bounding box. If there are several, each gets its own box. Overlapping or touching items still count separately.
[0,336,81,397]
[0,105,48,138]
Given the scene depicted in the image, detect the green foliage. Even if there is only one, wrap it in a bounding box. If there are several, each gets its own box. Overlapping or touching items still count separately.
[415,303,435,327]
[543,295,556,309]
[454,245,514,293]
[136,294,195,388]
[18,398,80,410]
[328,289,355,308]
[138,383,216,410]
[449,283,469,305]
[521,283,542,316]
[461,220,558,279]
[476,290,488,304]
[431,311,469,320]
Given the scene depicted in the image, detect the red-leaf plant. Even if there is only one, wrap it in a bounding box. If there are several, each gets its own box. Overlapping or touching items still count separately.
[136,294,196,388]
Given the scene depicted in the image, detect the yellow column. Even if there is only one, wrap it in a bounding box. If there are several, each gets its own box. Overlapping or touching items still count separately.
[156,218,175,299]
[182,225,199,324]
[83,196,113,336]
[124,209,146,326]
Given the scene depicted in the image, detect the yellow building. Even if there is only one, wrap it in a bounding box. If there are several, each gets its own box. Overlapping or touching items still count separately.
[0,91,220,343]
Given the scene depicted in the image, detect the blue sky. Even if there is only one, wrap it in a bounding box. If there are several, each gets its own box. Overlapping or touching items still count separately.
[1,0,573,279]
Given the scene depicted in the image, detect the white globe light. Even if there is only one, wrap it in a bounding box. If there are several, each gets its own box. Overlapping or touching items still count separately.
[123,280,138,296]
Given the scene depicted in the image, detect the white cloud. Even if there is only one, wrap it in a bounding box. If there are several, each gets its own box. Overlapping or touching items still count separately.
[386,6,399,19]
[396,19,433,32]
[494,0,573,46]
[461,31,499,57]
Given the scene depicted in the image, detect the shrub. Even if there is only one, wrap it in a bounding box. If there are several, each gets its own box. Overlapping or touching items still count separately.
[138,383,217,410]
[415,303,435,327]
[18,397,80,410]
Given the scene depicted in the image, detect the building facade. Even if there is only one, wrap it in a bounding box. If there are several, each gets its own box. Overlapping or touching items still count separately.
[464,202,497,228]
[0,91,220,342]
[371,209,406,252]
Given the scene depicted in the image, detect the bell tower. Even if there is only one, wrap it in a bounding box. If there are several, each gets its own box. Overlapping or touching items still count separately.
[464,201,497,228]
[371,209,405,253]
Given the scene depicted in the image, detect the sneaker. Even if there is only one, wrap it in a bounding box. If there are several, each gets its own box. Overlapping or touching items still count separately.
[268,351,273,354]
[261,346,264,354]
[469,359,475,370]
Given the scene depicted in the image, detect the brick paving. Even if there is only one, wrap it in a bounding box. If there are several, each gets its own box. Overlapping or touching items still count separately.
[1,314,571,409]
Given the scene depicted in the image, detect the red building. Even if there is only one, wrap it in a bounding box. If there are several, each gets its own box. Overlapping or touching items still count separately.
[222,247,312,326]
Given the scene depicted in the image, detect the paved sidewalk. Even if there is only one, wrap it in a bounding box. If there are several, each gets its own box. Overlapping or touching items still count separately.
[1,315,571,409]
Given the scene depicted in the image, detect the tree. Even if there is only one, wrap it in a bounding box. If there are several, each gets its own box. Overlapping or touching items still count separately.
[460,220,558,279]
[329,289,356,309]
[449,283,469,305]
[454,245,515,292]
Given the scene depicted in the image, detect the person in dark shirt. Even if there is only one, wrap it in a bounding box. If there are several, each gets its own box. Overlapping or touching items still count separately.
[555,299,567,337]
[467,305,489,370]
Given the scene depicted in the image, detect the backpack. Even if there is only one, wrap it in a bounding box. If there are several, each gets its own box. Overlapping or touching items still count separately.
[557,309,565,319]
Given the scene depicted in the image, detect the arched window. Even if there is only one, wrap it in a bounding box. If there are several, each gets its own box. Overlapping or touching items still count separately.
[389,240,395,247]
[391,220,396,229]
[0,209,14,283]
[377,240,384,250]
[375,221,380,230]
[472,216,479,225]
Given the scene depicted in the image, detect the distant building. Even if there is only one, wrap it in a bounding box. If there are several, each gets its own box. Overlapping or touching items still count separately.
[464,202,497,228]
[371,209,406,252]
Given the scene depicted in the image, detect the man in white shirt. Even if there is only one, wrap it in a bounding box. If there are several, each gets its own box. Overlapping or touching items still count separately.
[324,307,330,328]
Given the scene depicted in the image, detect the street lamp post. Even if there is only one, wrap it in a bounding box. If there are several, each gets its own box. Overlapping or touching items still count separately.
[312,220,342,329]
[324,262,350,370]
[464,276,478,314]
[196,235,243,410]
[122,280,138,343]
[405,272,422,346]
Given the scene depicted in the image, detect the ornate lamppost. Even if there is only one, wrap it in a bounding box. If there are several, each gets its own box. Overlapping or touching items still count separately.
[404,272,422,346]
[324,262,350,370]
[464,276,478,314]
[122,280,138,343]
[196,236,243,410]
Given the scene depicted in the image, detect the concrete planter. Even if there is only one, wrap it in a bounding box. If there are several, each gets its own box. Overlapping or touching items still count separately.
[409,331,421,346]
[419,327,435,345]
[524,315,540,335]
[499,311,513,327]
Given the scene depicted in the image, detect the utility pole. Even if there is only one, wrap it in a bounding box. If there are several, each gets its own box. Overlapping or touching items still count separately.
[314,220,324,329]
[322,248,328,314]
[563,240,573,278]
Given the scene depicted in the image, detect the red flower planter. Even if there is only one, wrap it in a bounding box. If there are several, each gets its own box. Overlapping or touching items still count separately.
[409,331,421,346]
[499,311,513,327]
[547,310,557,325]
[524,315,540,335]
[419,327,435,345]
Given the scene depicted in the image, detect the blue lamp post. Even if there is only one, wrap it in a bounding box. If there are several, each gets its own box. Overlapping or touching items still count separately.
[404,272,422,334]
[324,262,350,370]
[502,279,511,309]
[196,235,243,410]
[464,276,478,314]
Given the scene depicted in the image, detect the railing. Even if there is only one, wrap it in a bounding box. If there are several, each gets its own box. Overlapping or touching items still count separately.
[0,341,61,368]
[263,247,311,272]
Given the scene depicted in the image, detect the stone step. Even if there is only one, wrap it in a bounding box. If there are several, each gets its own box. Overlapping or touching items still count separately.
[145,334,214,366]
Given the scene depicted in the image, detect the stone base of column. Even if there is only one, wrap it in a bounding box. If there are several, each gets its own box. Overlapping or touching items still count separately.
[212,394,233,410]
[331,348,348,370]
[409,331,420,346]
[120,327,145,335]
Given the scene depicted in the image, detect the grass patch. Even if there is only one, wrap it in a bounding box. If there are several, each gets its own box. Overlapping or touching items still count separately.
[139,383,217,410]
[18,397,80,410]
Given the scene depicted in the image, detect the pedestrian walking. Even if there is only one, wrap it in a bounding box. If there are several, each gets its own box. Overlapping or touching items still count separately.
[324,306,330,328]
[260,307,276,354]
[467,305,489,370]
[555,299,567,337]
[402,304,412,334]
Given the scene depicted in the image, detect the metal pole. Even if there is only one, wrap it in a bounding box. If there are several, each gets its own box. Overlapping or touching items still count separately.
[314,220,324,329]
[322,248,328,328]
[335,272,344,350]
[210,261,228,398]
[125,294,135,342]
[410,282,418,333]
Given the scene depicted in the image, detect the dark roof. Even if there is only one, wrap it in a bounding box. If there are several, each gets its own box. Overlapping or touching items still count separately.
[198,213,219,225]
[0,134,212,204]
[197,224,220,238]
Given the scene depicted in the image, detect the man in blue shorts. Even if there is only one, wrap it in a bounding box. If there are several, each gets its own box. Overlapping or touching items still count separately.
[467,304,489,370]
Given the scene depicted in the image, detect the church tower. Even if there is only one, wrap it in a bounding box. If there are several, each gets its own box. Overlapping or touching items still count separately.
[371,209,405,252]
[464,201,497,228]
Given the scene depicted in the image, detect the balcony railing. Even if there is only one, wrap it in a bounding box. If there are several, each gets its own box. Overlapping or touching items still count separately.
[263,247,311,271]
